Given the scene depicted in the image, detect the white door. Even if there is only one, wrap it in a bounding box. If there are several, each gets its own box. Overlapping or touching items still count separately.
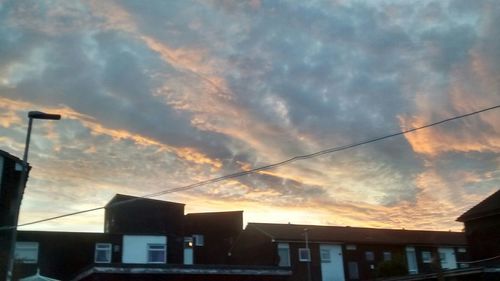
[184,248,193,265]
[320,244,345,281]
[405,247,418,274]
[184,237,193,265]
[438,247,457,269]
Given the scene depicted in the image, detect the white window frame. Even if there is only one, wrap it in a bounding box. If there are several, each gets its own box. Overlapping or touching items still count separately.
[365,251,374,261]
[277,243,291,266]
[15,242,39,264]
[184,237,194,248]
[320,249,331,263]
[94,243,112,263]
[147,243,166,263]
[422,251,432,263]
[383,251,392,261]
[298,248,311,262]
[345,244,357,250]
[193,234,204,246]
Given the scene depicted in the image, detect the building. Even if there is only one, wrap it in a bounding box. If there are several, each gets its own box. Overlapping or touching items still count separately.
[456,189,500,280]
[14,189,499,281]
[456,189,500,263]
[229,223,468,281]
[13,194,290,281]
[0,150,29,281]
[184,210,243,265]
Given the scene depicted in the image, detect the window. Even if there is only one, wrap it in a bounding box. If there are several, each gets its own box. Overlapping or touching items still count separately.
[15,242,38,263]
[95,243,112,263]
[193,234,204,246]
[147,244,166,263]
[298,248,311,262]
[348,262,359,279]
[320,249,331,263]
[422,251,432,263]
[346,244,357,250]
[365,251,374,261]
[383,251,392,261]
[439,252,446,263]
[184,237,193,248]
[277,243,290,266]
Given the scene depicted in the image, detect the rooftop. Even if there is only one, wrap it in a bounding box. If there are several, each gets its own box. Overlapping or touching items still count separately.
[248,222,466,246]
[457,189,500,222]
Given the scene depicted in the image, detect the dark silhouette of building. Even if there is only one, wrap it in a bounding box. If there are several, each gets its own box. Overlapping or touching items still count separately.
[229,223,468,281]
[0,150,29,281]
[11,187,500,280]
[12,194,290,281]
[456,189,500,263]
[456,189,500,281]
[185,211,243,265]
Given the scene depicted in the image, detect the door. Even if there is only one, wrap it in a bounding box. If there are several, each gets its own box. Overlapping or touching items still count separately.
[405,246,418,274]
[184,237,193,265]
[320,244,345,281]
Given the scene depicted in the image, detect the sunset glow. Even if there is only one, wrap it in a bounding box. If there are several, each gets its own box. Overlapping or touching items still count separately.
[0,0,499,232]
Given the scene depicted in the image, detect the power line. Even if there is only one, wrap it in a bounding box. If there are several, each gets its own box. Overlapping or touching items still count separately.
[2,104,499,231]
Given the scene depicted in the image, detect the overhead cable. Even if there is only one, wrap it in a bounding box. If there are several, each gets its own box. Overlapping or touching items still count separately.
[1,104,499,231]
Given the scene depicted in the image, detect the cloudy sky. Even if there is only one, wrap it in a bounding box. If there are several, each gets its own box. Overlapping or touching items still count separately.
[1,0,499,232]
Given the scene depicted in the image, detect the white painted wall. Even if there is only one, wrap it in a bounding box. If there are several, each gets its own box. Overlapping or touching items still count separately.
[438,247,457,269]
[122,235,167,264]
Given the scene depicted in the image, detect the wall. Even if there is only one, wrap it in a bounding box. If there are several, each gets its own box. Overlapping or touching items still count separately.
[342,243,406,280]
[14,231,121,280]
[105,196,185,236]
[0,156,4,187]
[122,235,167,264]
[185,211,243,264]
[229,226,276,266]
[464,215,500,262]
[0,153,23,281]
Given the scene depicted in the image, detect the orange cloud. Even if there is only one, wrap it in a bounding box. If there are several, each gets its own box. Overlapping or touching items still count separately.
[400,32,500,157]
[86,0,320,168]
[0,110,22,128]
[176,147,222,169]
[88,0,137,33]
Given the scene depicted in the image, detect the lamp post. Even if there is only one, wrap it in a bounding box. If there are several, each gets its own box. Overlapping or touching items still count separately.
[304,228,311,281]
[6,111,61,281]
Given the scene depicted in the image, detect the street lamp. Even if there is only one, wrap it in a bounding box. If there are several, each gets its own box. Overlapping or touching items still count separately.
[6,111,61,281]
[23,111,61,163]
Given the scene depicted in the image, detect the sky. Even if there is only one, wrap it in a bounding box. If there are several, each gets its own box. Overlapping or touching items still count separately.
[0,0,499,232]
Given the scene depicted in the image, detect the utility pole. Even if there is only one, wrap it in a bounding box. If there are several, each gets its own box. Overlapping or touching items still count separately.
[305,228,312,281]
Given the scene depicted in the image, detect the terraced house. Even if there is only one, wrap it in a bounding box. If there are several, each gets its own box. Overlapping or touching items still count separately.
[229,223,468,281]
